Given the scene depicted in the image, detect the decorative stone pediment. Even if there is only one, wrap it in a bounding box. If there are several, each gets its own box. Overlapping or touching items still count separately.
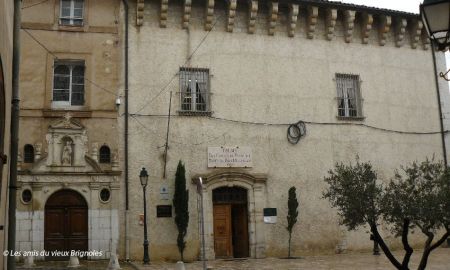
[49,112,83,130]
[45,114,88,168]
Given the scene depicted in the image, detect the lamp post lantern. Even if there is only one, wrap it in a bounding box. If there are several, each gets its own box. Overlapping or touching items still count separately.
[421,0,450,81]
[420,0,450,52]
[140,167,150,264]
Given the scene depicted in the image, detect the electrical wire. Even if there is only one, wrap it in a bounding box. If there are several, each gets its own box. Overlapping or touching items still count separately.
[130,113,449,135]
[133,15,222,114]
[130,114,226,147]
[22,0,50,9]
[21,28,118,96]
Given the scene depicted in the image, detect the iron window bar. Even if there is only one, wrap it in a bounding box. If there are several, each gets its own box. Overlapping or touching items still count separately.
[179,67,210,114]
[336,74,363,119]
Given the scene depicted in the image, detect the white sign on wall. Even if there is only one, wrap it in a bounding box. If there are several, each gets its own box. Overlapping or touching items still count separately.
[208,146,252,168]
[160,184,169,200]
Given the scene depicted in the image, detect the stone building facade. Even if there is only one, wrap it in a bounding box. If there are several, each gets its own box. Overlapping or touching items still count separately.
[124,0,449,262]
[0,0,15,268]
[16,0,122,260]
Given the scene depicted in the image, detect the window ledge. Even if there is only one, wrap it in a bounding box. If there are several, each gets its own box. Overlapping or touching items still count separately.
[43,109,92,118]
[177,110,212,117]
[336,116,365,121]
[57,25,86,32]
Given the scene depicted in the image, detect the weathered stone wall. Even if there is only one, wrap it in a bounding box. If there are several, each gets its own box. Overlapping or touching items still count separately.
[123,0,447,261]
[17,0,122,262]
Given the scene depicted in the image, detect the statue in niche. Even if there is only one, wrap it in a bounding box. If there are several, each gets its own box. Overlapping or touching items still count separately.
[61,141,73,166]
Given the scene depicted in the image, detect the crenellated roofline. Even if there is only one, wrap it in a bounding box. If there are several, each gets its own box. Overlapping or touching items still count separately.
[136,0,429,50]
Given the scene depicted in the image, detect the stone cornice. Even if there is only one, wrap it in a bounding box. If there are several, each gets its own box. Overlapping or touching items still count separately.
[325,8,337,41]
[361,13,373,44]
[288,4,299,37]
[226,0,237,32]
[135,0,429,50]
[136,0,144,26]
[182,0,192,29]
[248,0,258,34]
[268,1,278,36]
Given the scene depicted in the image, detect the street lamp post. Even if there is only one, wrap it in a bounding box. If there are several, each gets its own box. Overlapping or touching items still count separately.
[140,167,150,264]
[420,0,450,247]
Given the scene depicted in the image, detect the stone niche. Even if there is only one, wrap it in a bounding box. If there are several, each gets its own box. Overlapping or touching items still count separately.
[44,114,88,171]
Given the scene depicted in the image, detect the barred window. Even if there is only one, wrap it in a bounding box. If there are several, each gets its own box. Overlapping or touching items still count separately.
[53,60,85,106]
[24,144,34,163]
[60,0,84,26]
[336,74,362,118]
[179,67,210,114]
[99,145,111,163]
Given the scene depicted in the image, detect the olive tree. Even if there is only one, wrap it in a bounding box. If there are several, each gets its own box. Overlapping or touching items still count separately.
[323,158,449,270]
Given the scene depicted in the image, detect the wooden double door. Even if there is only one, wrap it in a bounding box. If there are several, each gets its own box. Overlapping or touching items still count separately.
[44,190,88,260]
[213,187,249,258]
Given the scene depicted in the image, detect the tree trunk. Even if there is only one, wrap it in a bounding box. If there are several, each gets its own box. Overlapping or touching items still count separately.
[370,224,403,270]
[418,231,449,270]
[401,219,413,269]
[418,234,434,270]
[288,231,292,258]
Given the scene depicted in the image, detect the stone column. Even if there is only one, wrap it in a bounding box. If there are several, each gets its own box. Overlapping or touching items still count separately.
[34,143,42,161]
[202,188,215,260]
[31,182,44,259]
[253,184,266,258]
[91,143,99,162]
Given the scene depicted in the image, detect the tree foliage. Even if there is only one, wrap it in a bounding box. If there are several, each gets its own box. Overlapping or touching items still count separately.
[286,186,299,258]
[323,158,450,270]
[173,160,189,261]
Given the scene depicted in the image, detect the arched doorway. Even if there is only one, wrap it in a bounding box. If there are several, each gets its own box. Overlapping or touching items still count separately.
[45,189,88,260]
[212,186,249,258]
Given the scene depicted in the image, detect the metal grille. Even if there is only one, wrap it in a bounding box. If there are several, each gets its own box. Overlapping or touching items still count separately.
[213,187,247,204]
[179,67,209,112]
[99,145,111,163]
[336,74,362,118]
[24,144,34,163]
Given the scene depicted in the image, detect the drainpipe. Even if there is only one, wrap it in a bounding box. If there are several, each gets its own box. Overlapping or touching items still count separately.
[431,45,448,166]
[121,0,130,261]
[7,1,21,270]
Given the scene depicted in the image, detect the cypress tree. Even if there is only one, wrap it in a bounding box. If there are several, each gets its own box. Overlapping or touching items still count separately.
[173,160,189,261]
[286,186,299,258]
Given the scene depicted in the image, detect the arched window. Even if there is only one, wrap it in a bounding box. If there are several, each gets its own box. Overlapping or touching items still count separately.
[99,145,111,163]
[24,144,35,163]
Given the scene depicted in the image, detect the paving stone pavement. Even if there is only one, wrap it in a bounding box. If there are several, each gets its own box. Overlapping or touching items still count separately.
[16,260,135,270]
[132,248,450,270]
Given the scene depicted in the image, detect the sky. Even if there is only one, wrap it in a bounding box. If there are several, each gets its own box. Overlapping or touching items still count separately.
[340,0,422,13]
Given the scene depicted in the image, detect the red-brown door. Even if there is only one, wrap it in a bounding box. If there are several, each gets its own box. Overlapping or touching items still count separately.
[213,204,232,257]
[232,204,249,258]
[45,190,88,260]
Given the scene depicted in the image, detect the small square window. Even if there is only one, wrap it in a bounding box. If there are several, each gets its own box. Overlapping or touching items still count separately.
[179,67,210,115]
[59,0,84,26]
[53,60,85,107]
[335,74,363,119]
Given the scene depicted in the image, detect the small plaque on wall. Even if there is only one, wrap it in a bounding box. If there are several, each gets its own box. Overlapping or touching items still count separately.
[156,205,172,218]
[263,208,277,224]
